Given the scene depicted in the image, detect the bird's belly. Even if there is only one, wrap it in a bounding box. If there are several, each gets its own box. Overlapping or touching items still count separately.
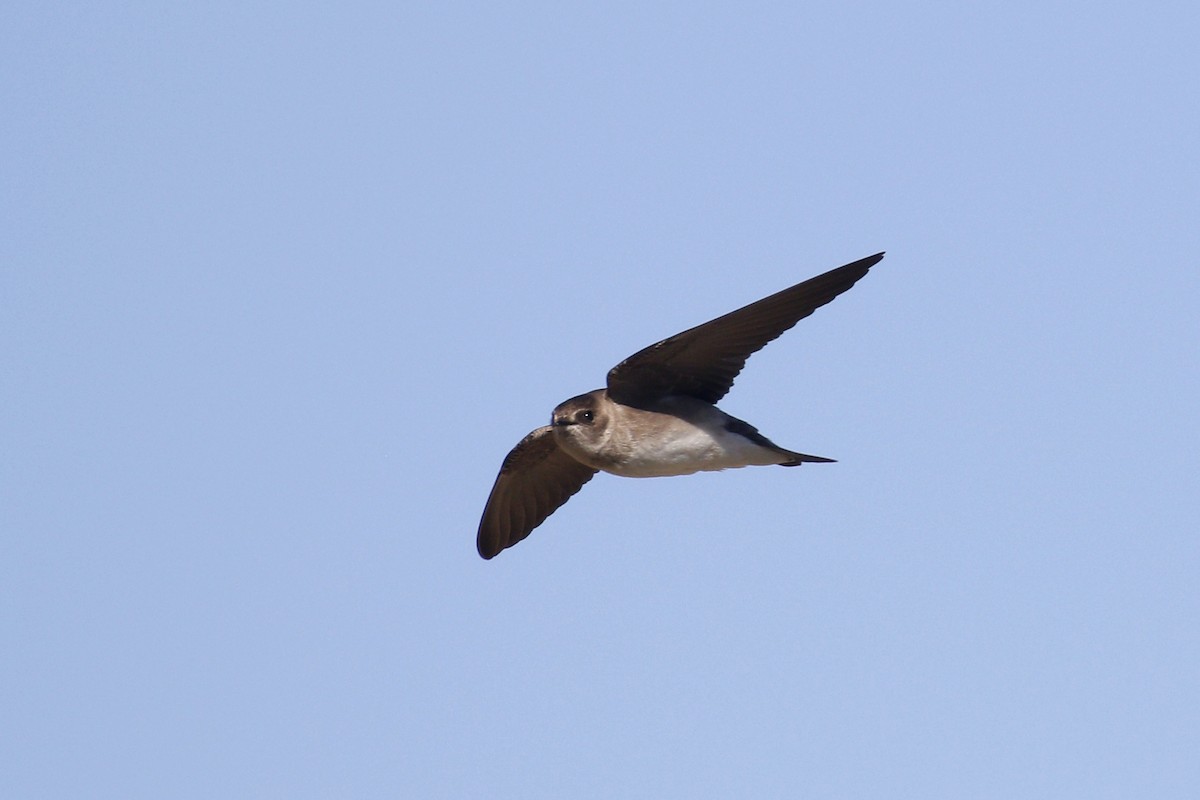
[603,426,780,478]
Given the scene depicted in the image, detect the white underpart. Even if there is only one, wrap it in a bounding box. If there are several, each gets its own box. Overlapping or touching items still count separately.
[602,404,785,478]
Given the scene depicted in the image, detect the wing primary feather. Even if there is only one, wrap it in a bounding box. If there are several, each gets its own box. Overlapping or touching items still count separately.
[606,252,883,405]
[476,426,598,559]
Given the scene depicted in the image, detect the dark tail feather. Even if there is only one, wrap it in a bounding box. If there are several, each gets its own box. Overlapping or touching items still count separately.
[722,417,837,467]
[778,451,836,466]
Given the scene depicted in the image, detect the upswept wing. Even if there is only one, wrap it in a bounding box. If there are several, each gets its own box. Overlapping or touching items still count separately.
[606,252,884,406]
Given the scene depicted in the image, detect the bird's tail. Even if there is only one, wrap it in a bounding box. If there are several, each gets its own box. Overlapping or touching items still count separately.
[723,416,836,467]
[778,450,836,466]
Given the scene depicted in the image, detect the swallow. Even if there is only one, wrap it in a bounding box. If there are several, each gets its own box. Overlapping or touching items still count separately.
[477,252,884,559]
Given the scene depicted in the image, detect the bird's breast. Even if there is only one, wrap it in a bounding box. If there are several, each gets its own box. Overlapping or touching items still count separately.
[599,407,783,478]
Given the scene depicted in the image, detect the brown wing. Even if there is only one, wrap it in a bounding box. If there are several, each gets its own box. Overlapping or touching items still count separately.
[477,426,599,559]
[606,252,884,406]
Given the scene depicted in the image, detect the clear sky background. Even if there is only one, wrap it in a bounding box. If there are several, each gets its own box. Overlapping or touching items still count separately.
[3,2,1198,798]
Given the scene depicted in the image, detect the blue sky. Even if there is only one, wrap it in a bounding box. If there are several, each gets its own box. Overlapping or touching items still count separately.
[3,2,1198,797]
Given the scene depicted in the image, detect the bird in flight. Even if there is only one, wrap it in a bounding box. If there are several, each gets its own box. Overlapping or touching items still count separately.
[477,252,884,559]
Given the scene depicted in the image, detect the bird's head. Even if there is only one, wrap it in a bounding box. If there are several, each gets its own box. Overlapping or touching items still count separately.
[550,390,609,454]
[551,390,605,428]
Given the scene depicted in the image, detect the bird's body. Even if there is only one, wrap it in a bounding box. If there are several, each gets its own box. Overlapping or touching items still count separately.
[551,391,827,477]
[476,252,885,559]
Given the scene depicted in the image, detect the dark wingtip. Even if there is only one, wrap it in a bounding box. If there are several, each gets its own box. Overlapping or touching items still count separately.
[827,252,884,285]
[477,534,501,560]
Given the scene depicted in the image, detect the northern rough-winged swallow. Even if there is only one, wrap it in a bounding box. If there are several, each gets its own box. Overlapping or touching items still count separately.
[477,252,884,559]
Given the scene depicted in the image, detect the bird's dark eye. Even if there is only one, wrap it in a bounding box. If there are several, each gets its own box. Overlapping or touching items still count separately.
[578,410,594,423]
